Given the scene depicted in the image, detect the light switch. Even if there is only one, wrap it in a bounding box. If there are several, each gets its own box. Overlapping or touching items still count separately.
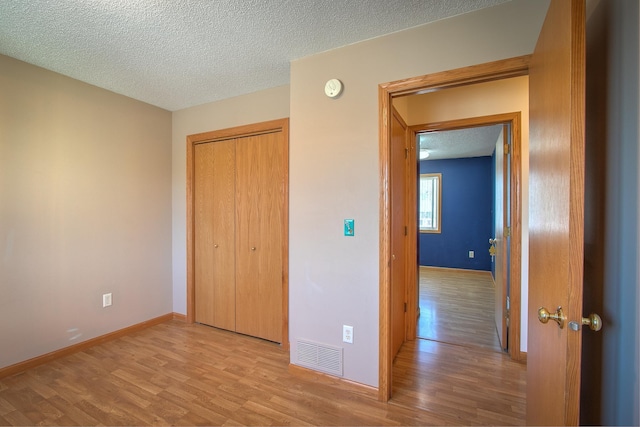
[344,219,354,236]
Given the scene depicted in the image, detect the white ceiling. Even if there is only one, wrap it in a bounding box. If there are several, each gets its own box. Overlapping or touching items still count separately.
[418,124,503,160]
[0,0,508,111]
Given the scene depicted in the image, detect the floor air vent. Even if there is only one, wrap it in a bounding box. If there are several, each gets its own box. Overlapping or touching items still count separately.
[296,340,343,376]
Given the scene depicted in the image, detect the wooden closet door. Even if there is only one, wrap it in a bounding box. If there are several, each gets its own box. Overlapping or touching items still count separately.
[194,140,236,330]
[235,131,286,343]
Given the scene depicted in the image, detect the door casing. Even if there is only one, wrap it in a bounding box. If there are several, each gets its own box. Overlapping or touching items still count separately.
[378,56,530,401]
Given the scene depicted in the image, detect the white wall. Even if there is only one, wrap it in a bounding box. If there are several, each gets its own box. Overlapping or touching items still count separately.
[0,55,173,369]
[288,0,548,386]
[403,76,530,352]
[171,86,290,313]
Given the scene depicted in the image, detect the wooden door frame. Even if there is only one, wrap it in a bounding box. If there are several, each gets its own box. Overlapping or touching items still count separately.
[407,112,523,358]
[186,118,290,350]
[378,56,530,401]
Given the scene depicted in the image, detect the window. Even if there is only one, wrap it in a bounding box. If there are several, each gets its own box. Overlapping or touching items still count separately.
[419,173,441,233]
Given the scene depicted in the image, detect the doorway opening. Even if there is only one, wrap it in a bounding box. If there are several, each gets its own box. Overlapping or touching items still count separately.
[413,120,514,354]
[378,56,530,401]
[408,114,522,357]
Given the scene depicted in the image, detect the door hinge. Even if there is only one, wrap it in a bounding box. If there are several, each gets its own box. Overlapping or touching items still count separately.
[405,148,408,159]
[404,302,407,313]
[505,296,511,327]
[404,226,407,236]
[504,143,510,155]
[504,226,511,237]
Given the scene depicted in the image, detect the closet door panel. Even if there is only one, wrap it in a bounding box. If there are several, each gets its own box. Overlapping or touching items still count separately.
[235,132,285,343]
[194,140,236,330]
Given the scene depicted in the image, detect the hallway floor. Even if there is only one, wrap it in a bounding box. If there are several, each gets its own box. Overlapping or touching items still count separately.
[417,266,502,351]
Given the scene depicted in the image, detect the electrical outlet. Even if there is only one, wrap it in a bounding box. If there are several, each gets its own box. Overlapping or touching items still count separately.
[102,293,112,308]
[468,250,475,258]
[343,325,353,344]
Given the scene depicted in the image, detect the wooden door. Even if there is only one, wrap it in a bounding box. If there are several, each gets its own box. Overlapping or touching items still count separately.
[527,0,586,425]
[194,140,236,330]
[493,128,508,350]
[235,131,286,343]
[390,108,408,358]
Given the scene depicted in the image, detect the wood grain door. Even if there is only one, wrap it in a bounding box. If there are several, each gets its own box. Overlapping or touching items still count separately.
[527,0,586,424]
[390,107,408,358]
[493,128,508,350]
[235,131,286,343]
[194,140,236,330]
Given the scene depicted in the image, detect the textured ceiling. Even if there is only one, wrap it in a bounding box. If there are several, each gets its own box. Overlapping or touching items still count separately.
[0,0,508,111]
[418,124,503,160]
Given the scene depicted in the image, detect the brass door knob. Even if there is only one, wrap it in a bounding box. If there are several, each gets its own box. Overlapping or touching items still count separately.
[251,247,256,251]
[580,313,602,331]
[538,306,566,329]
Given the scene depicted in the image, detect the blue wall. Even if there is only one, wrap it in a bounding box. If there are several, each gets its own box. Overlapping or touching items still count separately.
[419,156,493,271]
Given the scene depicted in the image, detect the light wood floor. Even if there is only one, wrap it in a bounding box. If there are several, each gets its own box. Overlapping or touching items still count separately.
[0,319,525,426]
[417,267,502,352]
[391,339,526,425]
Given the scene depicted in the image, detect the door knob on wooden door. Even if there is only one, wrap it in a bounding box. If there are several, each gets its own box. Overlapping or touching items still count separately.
[537,306,566,329]
[568,313,603,332]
